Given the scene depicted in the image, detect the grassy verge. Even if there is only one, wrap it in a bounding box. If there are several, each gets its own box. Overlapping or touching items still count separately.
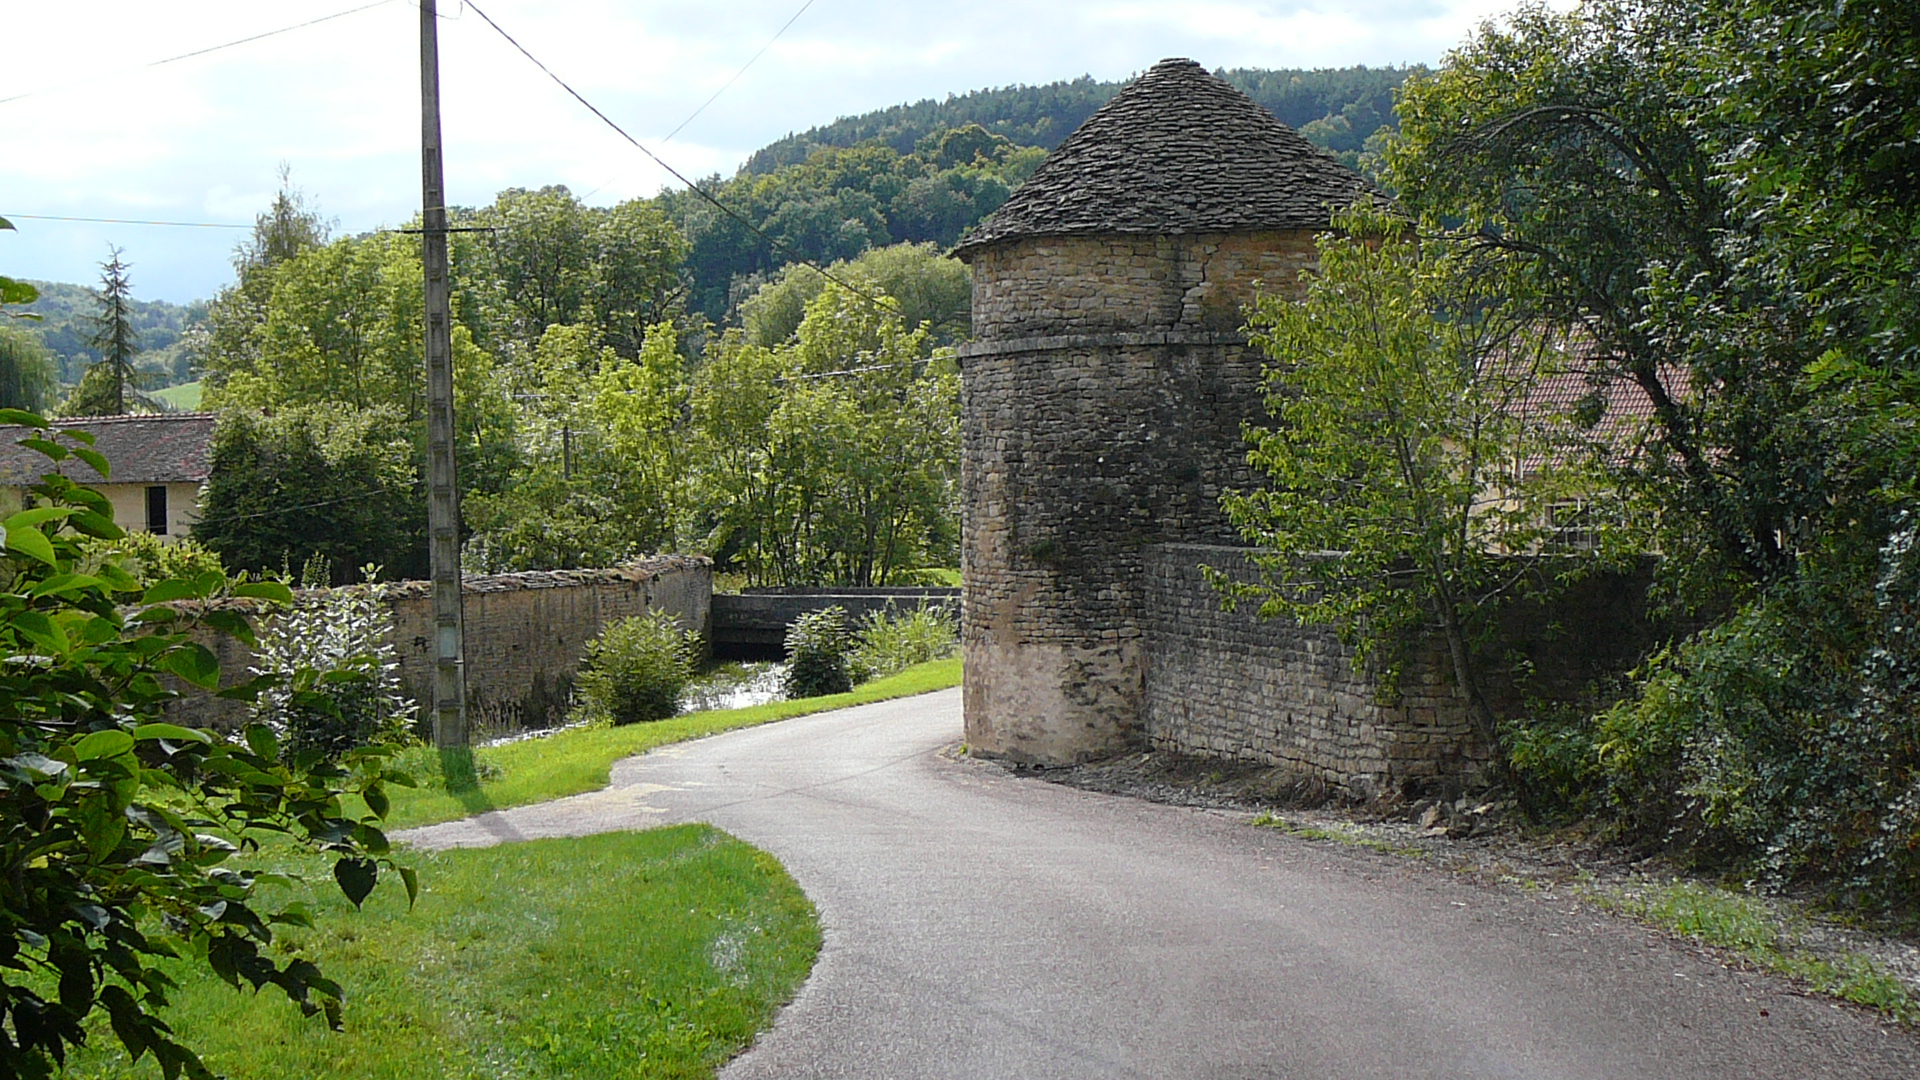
[63,826,819,1080]
[1249,812,1428,857]
[384,657,961,830]
[1586,878,1918,1021]
[1247,811,1915,1022]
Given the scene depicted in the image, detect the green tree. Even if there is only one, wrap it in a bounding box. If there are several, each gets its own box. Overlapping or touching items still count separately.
[72,248,142,416]
[691,286,959,586]
[0,409,412,1080]
[193,405,427,584]
[0,325,56,412]
[1223,209,1618,749]
[194,173,331,399]
[467,321,690,571]
[208,233,424,415]
[1390,0,1920,899]
[57,362,157,418]
[1385,0,1872,604]
[235,166,332,277]
[738,243,971,348]
[469,187,688,357]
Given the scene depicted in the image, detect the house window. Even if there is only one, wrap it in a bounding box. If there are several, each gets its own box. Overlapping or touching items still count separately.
[1549,500,1596,552]
[146,485,168,535]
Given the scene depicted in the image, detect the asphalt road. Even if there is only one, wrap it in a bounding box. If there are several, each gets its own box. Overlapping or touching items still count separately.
[401,689,1920,1079]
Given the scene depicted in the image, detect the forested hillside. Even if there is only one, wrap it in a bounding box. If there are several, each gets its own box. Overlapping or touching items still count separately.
[747,65,1415,172]
[663,65,1411,318]
[19,280,202,387]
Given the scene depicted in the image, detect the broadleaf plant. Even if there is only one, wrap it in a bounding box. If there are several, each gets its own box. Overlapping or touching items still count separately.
[0,413,414,1079]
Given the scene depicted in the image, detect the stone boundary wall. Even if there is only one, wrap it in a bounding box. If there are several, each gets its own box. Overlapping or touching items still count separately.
[711,588,958,652]
[1141,545,1482,797]
[1141,545,1676,797]
[172,555,711,737]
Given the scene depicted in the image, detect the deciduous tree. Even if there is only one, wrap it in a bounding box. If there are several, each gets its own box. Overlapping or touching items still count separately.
[1224,208,1620,750]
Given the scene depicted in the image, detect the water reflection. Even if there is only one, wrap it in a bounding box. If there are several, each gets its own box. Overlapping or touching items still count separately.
[680,661,785,713]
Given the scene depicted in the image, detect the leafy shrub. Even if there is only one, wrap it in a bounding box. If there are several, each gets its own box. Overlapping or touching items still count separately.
[253,571,415,759]
[79,529,226,587]
[0,409,409,1079]
[1507,521,1920,906]
[195,403,427,585]
[784,606,852,698]
[575,611,697,724]
[848,602,958,684]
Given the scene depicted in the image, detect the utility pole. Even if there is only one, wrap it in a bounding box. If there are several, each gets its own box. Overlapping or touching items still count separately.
[420,0,467,749]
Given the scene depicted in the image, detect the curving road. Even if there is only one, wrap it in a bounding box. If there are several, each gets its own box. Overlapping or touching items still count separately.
[401,689,1920,1079]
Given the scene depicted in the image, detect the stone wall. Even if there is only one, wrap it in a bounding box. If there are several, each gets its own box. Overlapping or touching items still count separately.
[1140,544,1675,796]
[1140,545,1481,797]
[712,588,958,653]
[958,229,1317,764]
[171,555,711,736]
[967,231,1320,338]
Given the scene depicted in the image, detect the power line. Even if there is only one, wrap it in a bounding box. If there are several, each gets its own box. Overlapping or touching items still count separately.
[1,213,250,230]
[194,483,407,526]
[662,0,818,143]
[580,0,819,201]
[0,0,402,107]
[2,213,500,235]
[460,0,900,319]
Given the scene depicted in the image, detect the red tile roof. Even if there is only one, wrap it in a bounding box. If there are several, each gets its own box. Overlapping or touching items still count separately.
[0,413,216,486]
[1503,333,1690,473]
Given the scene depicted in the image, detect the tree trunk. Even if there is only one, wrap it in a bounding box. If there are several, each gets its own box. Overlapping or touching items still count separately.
[1435,592,1501,768]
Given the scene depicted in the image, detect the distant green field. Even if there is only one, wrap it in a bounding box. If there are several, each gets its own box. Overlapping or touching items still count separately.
[152,380,203,410]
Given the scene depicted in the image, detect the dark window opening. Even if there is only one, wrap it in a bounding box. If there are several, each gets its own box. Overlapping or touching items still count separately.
[146,485,168,535]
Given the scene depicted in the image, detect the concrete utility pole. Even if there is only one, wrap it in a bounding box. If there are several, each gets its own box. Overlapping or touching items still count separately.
[420,0,468,749]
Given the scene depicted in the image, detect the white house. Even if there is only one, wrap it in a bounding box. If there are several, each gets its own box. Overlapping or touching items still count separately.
[0,412,216,539]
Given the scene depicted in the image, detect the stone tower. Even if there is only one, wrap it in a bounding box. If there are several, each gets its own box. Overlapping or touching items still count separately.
[952,58,1376,763]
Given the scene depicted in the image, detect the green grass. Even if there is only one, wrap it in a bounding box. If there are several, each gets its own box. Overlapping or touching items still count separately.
[52,652,960,1078]
[151,380,202,410]
[383,657,962,830]
[1591,879,1918,1021]
[61,826,820,1080]
[1250,813,1427,857]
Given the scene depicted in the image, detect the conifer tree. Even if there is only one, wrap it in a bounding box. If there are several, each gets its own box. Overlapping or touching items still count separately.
[74,246,141,415]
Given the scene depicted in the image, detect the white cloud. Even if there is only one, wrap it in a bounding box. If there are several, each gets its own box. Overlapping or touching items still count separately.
[1,0,1523,301]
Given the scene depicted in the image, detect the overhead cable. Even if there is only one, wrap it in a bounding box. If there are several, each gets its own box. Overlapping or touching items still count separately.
[0,0,402,106]
[0,213,250,230]
[662,0,819,143]
[581,0,819,200]
[460,0,900,318]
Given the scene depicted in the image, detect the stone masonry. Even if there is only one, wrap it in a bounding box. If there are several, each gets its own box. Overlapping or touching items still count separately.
[954,59,1373,765]
[1141,545,1485,796]
[954,58,1671,793]
[171,555,710,736]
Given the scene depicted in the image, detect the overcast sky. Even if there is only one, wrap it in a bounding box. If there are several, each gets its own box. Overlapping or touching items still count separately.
[2,0,1518,303]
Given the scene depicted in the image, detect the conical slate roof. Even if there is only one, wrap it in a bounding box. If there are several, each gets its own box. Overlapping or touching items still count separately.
[953,58,1375,255]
